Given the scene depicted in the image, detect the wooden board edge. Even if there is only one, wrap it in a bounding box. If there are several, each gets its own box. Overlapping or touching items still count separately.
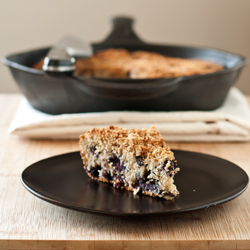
[1,239,250,250]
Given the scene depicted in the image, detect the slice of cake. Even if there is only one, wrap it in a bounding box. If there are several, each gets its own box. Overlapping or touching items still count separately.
[79,126,179,200]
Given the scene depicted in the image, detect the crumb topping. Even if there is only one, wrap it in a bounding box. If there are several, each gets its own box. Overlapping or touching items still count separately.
[79,125,174,163]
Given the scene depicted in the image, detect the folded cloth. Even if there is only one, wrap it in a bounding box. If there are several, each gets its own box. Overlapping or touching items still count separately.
[9,87,250,141]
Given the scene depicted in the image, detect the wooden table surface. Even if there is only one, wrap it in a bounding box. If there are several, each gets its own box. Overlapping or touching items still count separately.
[1,94,250,250]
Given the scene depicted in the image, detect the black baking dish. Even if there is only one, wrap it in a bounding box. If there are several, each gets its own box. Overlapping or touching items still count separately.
[2,17,247,115]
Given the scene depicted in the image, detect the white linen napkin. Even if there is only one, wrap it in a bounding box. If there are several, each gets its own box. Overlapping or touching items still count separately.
[9,87,250,141]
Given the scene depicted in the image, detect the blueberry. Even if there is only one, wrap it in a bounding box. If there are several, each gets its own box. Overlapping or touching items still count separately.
[169,160,176,171]
[119,162,125,171]
[102,170,112,181]
[131,177,142,189]
[113,175,124,189]
[136,156,144,166]
[131,183,139,189]
[142,181,158,192]
[144,170,151,179]
[108,155,125,171]
[162,159,168,171]
[88,165,101,178]
[90,146,96,154]
[162,160,176,171]
[161,191,175,198]
[132,178,158,193]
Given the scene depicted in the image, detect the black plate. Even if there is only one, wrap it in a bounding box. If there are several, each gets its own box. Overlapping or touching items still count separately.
[21,150,249,217]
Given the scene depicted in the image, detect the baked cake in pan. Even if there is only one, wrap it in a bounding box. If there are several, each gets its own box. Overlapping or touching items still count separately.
[75,48,223,78]
[79,125,179,200]
[33,48,223,79]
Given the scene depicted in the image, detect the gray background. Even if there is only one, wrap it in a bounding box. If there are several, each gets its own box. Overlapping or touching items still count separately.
[1,0,249,93]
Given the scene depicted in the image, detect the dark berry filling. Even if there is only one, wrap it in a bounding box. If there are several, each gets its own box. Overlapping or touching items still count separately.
[108,155,125,171]
[162,160,177,177]
[90,145,101,158]
[143,182,159,192]
[160,191,175,198]
[102,170,112,181]
[88,165,101,178]
[113,175,124,189]
[162,159,168,170]
[132,178,159,193]
[135,156,144,166]
[144,170,151,179]
[90,146,96,154]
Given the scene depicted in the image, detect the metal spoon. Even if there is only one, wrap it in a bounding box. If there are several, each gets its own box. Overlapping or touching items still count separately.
[42,36,92,73]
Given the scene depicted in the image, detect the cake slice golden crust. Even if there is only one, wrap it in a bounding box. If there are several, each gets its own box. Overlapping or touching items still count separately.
[79,125,180,200]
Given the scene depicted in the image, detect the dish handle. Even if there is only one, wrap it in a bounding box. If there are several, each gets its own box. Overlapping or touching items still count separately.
[74,77,180,100]
[95,16,145,47]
